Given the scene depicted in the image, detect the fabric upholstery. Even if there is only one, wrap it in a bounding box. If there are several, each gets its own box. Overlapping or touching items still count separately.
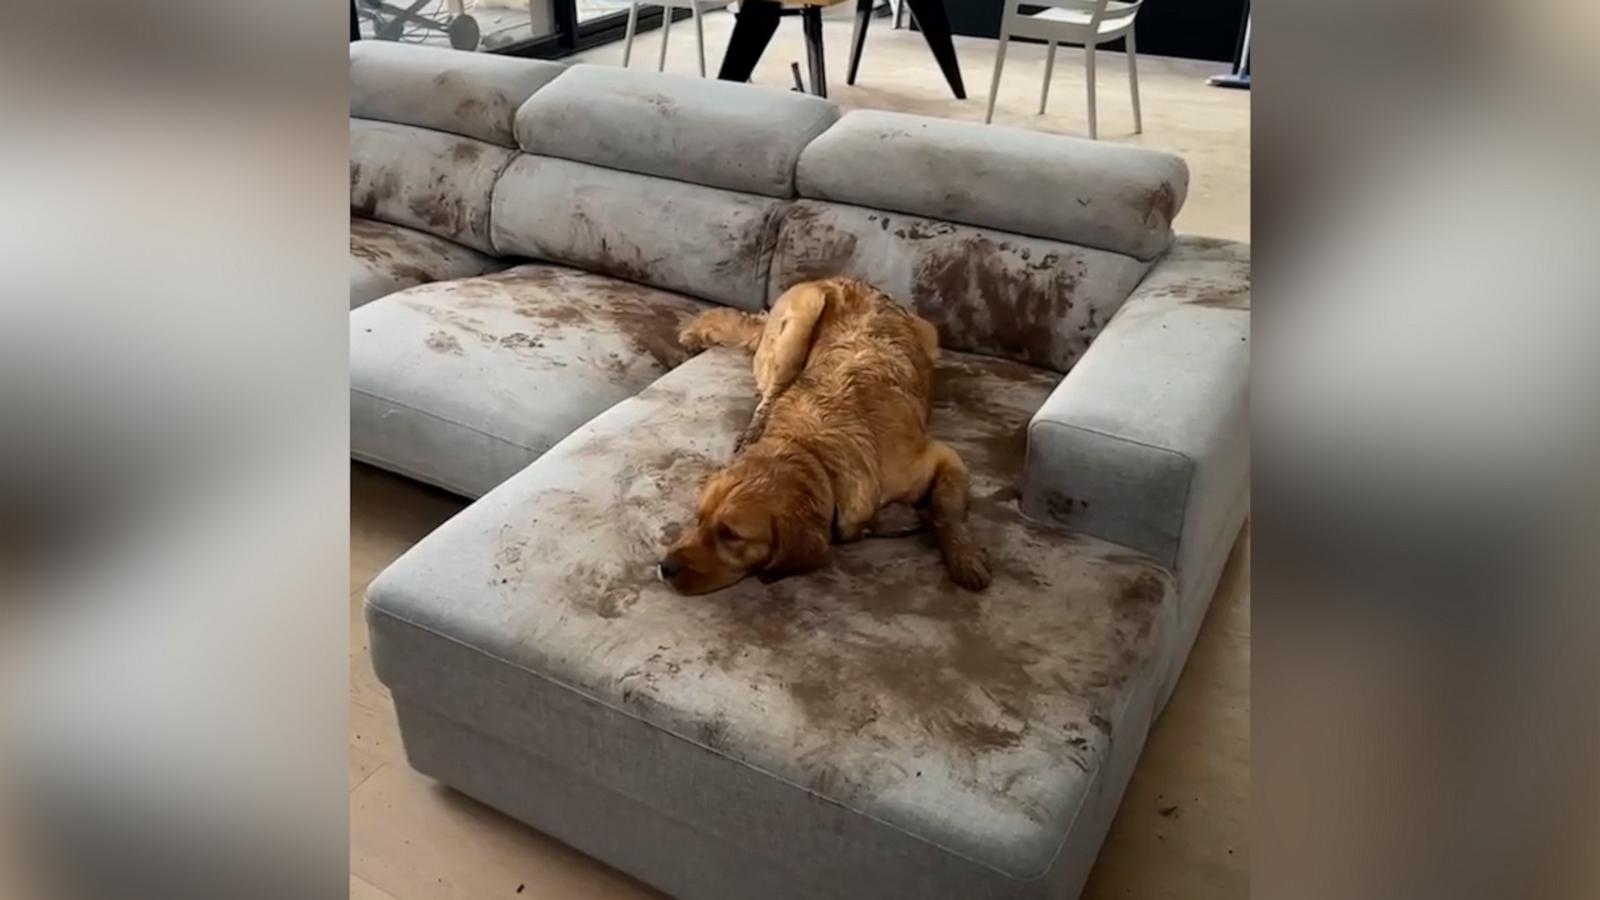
[1022,236,1250,579]
[349,217,501,309]
[350,118,515,255]
[768,200,1152,372]
[367,348,1184,896]
[350,264,712,497]
[796,110,1188,261]
[350,41,565,147]
[491,155,783,312]
[515,64,839,198]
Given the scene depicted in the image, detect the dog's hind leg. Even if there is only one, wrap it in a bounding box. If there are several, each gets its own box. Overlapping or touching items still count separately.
[912,441,991,590]
[754,282,829,396]
[734,283,831,451]
[678,308,766,353]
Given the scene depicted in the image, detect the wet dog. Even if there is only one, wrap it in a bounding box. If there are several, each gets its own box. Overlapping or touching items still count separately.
[658,277,990,594]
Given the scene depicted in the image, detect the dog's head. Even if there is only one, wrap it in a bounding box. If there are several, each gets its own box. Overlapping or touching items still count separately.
[659,452,831,595]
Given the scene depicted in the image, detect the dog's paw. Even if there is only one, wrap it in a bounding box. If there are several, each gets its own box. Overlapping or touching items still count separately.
[945,544,993,592]
[678,322,715,352]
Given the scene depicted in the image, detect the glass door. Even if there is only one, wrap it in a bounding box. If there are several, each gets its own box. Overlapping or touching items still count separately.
[350,0,689,58]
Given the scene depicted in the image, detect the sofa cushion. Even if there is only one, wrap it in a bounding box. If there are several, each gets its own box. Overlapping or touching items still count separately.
[367,348,1183,897]
[350,217,501,309]
[350,42,565,147]
[491,155,783,312]
[350,118,515,255]
[797,110,1188,261]
[515,65,839,198]
[350,264,711,497]
[769,201,1152,372]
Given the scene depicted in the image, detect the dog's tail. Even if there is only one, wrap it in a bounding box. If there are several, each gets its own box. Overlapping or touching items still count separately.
[678,309,766,354]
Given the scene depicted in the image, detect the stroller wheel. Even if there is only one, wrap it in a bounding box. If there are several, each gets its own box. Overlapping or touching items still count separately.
[448,13,480,50]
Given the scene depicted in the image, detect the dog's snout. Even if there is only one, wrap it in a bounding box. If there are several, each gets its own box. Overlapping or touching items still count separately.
[658,554,685,579]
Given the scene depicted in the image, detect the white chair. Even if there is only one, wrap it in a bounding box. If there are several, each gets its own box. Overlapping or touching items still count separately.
[622,0,717,76]
[984,0,1143,138]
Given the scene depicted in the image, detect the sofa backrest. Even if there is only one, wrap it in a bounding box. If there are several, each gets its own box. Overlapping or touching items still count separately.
[489,65,839,312]
[348,44,564,253]
[350,41,566,147]
[346,46,1195,371]
[770,111,1190,373]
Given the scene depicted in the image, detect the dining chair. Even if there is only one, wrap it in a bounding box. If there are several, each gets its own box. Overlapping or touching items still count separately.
[622,0,718,76]
[984,0,1144,138]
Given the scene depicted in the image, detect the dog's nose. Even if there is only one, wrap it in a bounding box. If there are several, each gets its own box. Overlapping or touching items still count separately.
[658,555,684,579]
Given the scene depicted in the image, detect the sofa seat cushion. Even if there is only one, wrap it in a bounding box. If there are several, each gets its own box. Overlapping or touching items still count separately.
[350,264,711,497]
[367,348,1183,897]
[349,217,502,309]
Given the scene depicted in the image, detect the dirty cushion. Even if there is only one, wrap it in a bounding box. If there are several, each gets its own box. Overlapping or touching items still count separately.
[366,348,1182,898]
[797,110,1188,261]
[492,155,783,312]
[515,64,839,198]
[350,264,711,497]
[350,118,515,255]
[350,42,565,147]
[350,217,502,309]
[769,201,1152,373]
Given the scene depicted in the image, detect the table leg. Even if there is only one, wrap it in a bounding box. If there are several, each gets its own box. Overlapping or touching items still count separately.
[902,0,966,98]
[716,0,783,82]
[847,0,873,85]
[802,6,828,97]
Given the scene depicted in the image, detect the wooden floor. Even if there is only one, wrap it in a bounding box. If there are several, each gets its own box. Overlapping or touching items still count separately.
[351,18,1250,898]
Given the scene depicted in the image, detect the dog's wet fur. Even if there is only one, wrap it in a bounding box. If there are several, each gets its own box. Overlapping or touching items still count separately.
[660,278,991,594]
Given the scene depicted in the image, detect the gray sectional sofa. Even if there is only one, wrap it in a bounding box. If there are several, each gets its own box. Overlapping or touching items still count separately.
[350,40,1249,900]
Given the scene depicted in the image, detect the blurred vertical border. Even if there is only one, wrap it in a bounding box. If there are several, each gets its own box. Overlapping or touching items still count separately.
[1,0,349,898]
[1255,0,1600,897]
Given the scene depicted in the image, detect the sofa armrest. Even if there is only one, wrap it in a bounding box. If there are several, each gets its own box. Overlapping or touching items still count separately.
[1021,237,1250,579]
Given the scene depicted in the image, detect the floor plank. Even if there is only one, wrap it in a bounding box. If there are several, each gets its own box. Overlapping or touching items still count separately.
[351,873,402,900]
[351,764,663,900]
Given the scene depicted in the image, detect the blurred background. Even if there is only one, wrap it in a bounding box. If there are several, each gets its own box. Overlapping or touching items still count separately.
[1,0,1597,898]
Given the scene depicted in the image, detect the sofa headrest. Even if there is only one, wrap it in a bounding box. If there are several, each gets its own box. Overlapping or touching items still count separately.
[514,65,840,198]
[796,111,1189,261]
[350,42,565,147]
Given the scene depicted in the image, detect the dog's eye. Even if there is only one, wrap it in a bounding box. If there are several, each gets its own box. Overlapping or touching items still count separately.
[717,524,743,544]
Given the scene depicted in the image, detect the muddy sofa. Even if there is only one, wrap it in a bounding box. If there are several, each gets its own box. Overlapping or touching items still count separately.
[354,45,1249,900]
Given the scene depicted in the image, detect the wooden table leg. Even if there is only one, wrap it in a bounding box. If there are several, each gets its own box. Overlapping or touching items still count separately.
[901,0,966,98]
[801,5,828,97]
[716,0,783,82]
[847,0,874,85]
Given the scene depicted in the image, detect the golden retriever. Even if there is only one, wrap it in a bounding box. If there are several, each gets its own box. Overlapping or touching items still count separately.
[658,277,991,594]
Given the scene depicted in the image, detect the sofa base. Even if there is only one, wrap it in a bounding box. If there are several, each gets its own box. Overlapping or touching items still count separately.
[389,685,1155,900]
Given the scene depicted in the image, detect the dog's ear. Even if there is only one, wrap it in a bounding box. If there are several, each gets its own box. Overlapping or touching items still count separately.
[761,502,831,582]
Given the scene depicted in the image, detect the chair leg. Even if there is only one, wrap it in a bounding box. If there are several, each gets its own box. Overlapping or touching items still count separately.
[985,34,1009,123]
[659,4,672,71]
[692,2,706,76]
[802,6,828,97]
[622,1,639,66]
[1085,41,1097,139]
[1039,40,1056,115]
[1127,29,1142,133]
[848,0,873,85]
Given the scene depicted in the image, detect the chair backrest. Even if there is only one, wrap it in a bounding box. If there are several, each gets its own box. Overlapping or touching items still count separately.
[1005,0,1142,37]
